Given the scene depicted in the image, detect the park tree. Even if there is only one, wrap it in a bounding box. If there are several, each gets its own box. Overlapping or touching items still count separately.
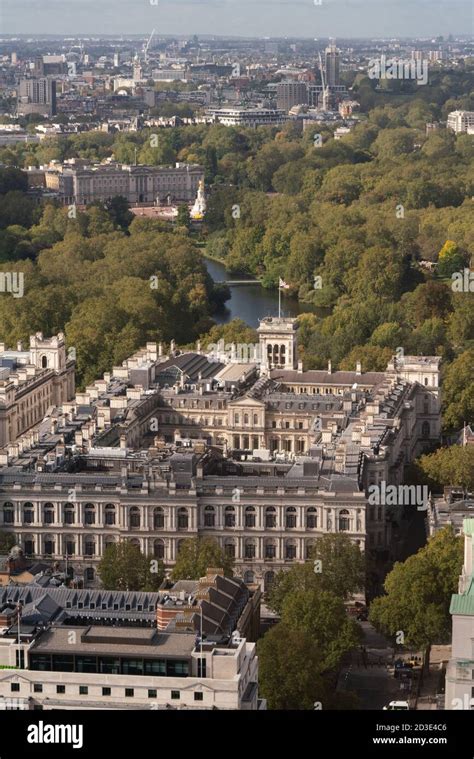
[442,350,474,430]
[266,534,365,614]
[437,240,466,278]
[171,537,233,581]
[280,589,362,671]
[417,445,474,491]
[369,526,463,667]
[98,541,164,591]
[0,531,16,553]
[257,624,328,710]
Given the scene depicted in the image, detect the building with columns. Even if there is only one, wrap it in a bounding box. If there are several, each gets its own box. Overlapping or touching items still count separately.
[0,318,441,591]
[0,333,75,448]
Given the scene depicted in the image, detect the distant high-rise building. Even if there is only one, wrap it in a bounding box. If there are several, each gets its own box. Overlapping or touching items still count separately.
[11,52,17,65]
[325,42,340,87]
[17,77,57,117]
[276,82,308,112]
[113,52,120,68]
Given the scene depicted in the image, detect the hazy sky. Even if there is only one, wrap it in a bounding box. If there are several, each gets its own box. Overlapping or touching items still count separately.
[1,0,472,38]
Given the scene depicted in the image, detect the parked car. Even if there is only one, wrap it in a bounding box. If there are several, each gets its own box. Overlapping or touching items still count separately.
[383,701,409,710]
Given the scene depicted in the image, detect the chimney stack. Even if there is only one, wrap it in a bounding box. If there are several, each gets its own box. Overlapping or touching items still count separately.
[356,361,361,376]
[327,361,332,375]
[297,360,303,374]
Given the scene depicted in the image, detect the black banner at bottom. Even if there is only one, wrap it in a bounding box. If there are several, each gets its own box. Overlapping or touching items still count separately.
[0,709,472,757]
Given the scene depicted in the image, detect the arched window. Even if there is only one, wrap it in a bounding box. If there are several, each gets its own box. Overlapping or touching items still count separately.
[24,538,34,556]
[23,502,34,525]
[153,507,164,530]
[339,509,350,532]
[265,507,276,529]
[224,506,235,528]
[105,504,116,526]
[264,571,275,591]
[41,356,48,369]
[177,508,188,530]
[65,537,75,556]
[285,541,297,560]
[63,503,75,525]
[245,540,256,559]
[305,540,315,560]
[244,570,255,585]
[153,539,165,560]
[84,503,95,525]
[306,507,317,529]
[43,502,54,525]
[84,567,95,583]
[3,502,14,524]
[224,540,235,558]
[130,506,140,529]
[244,413,249,425]
[204,506,215,528]
[285,507,297,528]
[44,537,55,556]
[264,539,276,559]
[84,537,95,557]
[253,414,258,425]
[245,506,256,528]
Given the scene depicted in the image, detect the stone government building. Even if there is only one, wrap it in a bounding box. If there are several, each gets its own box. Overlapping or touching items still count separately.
[0,318,441,591]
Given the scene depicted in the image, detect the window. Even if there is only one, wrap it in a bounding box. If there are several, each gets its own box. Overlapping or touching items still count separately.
[306,508,317,529]
[225,542,235,558]
[148,689,157,699]
[154,540,164,560]
[56,685,66,694]
[84,541,95,557]
[125,688,134,698]
[11,683,20,692]
[102,687,111,696]
[204,506,215,528]
[64,505,74,525]
[33,684,43,693]
[171,690,180,700]
[285,543,296,560]
[154,508,164,529]
[245,542,255,559]
[177,508,188,530]
[339,510,350,532]
[265,508,276,528]
[265,543,276,559]
[44,540,54,556]
[84,504,95,525]
[245,507,256,528]
[24,507,34,524]
[286,507,297,528]
[224,506,235,528]
[130,507,140,528]
[105,505,116,526]
[194,692,203,702]
[79,686,88,695]
[44,505,54,525]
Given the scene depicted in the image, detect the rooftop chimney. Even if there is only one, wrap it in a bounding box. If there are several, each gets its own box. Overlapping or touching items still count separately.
[356,361,362,376]
[17,341,23,351]
[327,360,332,375]
[297,360,303,374]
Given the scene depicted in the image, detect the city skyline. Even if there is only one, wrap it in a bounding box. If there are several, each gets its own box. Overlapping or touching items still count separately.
[2,0,472,38]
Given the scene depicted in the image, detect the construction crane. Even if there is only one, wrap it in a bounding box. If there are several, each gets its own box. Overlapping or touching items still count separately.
[143,29,156,64]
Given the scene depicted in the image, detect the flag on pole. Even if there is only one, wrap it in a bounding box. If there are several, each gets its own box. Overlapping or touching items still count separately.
[279,278,290,289]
